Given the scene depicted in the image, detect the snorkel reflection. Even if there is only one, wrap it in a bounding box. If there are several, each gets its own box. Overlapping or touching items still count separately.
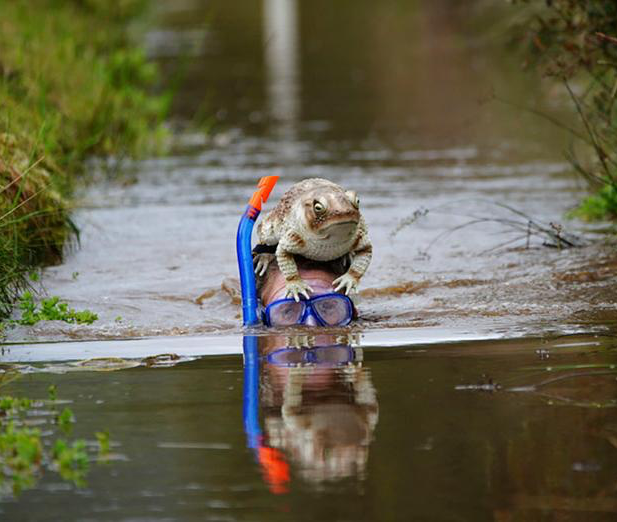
[243,333,378,493]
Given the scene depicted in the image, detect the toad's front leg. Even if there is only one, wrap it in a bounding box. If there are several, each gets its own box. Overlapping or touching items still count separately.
[276,245,313,302]
[333,224,372,295]
[254,252,275,276]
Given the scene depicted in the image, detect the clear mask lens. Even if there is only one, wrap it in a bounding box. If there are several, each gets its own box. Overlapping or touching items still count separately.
[268,300,304,326]
[312,296,351,326]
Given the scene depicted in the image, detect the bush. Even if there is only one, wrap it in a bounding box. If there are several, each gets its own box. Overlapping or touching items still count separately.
[513,0,617,221]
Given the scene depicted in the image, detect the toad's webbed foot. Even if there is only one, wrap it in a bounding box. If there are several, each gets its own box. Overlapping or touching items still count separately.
[285,278,313,302]
[332,272,359,295]
[254,253,275,276]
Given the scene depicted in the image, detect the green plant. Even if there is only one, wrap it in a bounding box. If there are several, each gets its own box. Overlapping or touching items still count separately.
[0,389,110,496]
[14,291,98,326]
[52,439,89,486]
[57,407,74,435]
[0,422,43,495]
[96,430,111,460]
[570,182,617,220]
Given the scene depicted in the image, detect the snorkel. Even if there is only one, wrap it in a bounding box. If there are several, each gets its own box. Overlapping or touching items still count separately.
[236,175,279,326]
[237,176,289,493]
[238,177,289,493]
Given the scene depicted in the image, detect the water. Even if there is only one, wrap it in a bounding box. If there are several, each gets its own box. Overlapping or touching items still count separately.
[2,334,617,521]
[2,0,617,519]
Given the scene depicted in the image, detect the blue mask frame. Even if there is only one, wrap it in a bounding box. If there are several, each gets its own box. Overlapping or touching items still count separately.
[261,293,354,327]
[264,344,357,367]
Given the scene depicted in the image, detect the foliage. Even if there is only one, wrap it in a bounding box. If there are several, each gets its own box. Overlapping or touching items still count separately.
[570,182,617,220]
[12,292,98,326]
[513,0,617,220]
[0,422,43,494]
[57,407,75,435]
[0,0,170,317]
[96,430,111,460]
[0,388,106,496]
[0,136,73,316]
[51,439,89,486]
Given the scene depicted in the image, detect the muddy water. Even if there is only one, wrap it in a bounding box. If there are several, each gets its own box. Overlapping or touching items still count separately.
[5,0,616,342]
[2,0,617,520]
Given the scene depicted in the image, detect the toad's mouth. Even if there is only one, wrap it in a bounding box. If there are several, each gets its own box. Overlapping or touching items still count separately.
[316,220,358,240]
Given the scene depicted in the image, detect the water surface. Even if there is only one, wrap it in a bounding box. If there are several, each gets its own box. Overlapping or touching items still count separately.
[2,334,617,521]
[2,1,617,520]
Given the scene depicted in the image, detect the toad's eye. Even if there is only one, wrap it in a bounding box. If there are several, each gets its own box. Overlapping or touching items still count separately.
[313,200,327,214]
[346,190,360,209]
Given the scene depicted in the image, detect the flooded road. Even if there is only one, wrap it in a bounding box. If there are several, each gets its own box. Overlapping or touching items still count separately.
[5,0,616,342]
[2,0,617,520]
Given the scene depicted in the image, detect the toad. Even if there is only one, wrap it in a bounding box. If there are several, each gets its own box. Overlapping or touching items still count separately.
[254,178,372,301]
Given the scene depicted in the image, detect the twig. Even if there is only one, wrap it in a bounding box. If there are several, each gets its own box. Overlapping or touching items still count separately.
[392,198,587,252]
[492,94,590,144]
[564,148,610,186]
[509,369,617,390]
[596,32,617,46]
[564,79,613,180]
[0,156,45,195]
[0,185,47,222]
[481,234,529,255]
[423,219,489,252]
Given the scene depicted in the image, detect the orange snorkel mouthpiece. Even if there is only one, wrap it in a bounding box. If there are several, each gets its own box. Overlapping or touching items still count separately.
[248,176,279,211]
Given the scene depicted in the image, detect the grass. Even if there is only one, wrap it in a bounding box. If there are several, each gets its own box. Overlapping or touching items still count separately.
[0,0,170,317]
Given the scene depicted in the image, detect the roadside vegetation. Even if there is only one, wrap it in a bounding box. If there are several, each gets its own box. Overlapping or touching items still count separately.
[11,292,98,326]
[513,0,617,221]
[0,0,170,320]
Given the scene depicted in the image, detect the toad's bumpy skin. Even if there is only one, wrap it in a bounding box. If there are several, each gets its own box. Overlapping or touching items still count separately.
[255,178,372,301]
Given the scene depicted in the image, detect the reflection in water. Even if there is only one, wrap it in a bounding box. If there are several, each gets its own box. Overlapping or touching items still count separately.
[263,0,299,138]
[243,334,378,492]
[1,335,617,520]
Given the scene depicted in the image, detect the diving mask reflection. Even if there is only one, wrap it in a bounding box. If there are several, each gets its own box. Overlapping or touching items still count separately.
[261,293,354,327]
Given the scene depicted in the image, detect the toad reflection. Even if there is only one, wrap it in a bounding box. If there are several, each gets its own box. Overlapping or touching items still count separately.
[242,333,378,492]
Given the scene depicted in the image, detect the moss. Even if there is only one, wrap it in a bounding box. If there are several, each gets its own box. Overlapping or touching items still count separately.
[0,0,170,316]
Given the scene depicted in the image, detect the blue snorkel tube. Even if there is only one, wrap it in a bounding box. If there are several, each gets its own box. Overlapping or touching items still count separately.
[236,176,279,326]
[238,177,280,448]
[238,176,290,493]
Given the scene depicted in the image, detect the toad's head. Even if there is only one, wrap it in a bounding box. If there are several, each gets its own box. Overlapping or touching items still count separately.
[298,186,360,241]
